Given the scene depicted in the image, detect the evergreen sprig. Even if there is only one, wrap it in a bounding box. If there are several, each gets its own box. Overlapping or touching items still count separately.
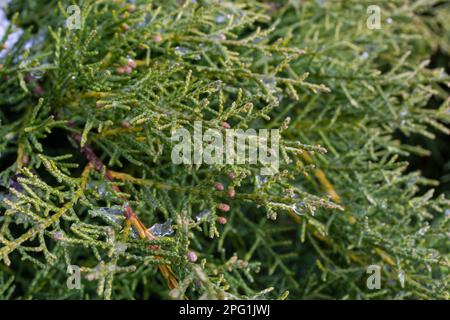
[0,0,448,299]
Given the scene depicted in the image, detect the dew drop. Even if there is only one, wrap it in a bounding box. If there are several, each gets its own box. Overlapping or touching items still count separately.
[360,51,369,60]
[174,46,190,56]
[195,209,210,222]
[89,206,123,225]
[130,226,139,239]
[148,218,174,237]
[115,242,128,254]
[293,201,306,215]
[256,175,268,188]
[261,77,277,93]
[215,15,228,24]
[252,37,264,44]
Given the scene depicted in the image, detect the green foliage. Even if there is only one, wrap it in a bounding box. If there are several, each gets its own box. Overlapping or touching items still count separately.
[0,0,449,299]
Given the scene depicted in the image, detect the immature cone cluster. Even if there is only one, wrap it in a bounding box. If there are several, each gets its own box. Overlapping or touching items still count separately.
[116,59,138,75]
[214,181,236,198]
[126,4,136,12]
[217,203,230,212]
[187,251,198,262]
[21,155,29,166]
[53,232,64,241]
[153,34,163,43]
[121,120,131,128]
[221,121,231,129]
[214,182,224,191]
[227,172,235,180]
[217,216,227,225]
[227,187,235,198]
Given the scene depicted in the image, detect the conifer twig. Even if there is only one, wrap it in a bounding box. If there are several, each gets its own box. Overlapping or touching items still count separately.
[70,132,179,290]
[0,163,92,266]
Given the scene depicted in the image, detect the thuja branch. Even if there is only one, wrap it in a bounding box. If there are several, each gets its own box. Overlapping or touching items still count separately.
[0,164,92,266]
[106,169,343,212]
[71,133,179,290]
[1,0,448,300]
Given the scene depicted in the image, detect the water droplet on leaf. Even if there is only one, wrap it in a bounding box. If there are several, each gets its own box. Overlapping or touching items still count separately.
[215,15,228,24]
[148,218,174,237]
[293,201,306,215]
[89,206,124,225]
[256,175,267,188]
[175,46,190,56]
[195,209,210,222]
[115,242,128,254]
[261,77,277,93]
